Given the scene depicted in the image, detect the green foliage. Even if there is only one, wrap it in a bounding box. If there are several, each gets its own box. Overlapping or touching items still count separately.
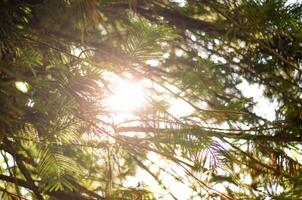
[111,188,156,200]
[0,0,301,199]
[122,17,178,61]
[37,146,81,192]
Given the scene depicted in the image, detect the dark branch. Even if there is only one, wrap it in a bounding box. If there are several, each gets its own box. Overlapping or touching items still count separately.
[117,126,302,142]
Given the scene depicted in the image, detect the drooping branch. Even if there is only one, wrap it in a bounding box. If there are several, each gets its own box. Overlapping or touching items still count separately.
[1,138,105,200]
[0,174,34,191]
[2,139,43,200]
[131,155,178,200]
[110,1,301,74]
[111,2,229,37]
[117,126,302,143]
[0,174,98,200]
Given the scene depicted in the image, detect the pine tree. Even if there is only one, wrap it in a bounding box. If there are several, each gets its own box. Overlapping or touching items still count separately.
[0,0,301,199]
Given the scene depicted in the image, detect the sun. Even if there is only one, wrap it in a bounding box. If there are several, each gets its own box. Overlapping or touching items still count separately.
[103,75,195,121]
[106,78,146,112]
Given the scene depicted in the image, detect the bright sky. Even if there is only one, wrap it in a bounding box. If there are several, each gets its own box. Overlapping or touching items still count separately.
[103,71,279,199]
[92,36,283,198]
[237,79,278,121]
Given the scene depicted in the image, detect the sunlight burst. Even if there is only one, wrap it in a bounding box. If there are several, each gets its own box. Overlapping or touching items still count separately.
[106,79,145,112]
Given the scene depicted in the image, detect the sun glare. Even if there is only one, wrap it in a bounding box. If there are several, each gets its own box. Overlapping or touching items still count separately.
[106,79,145,112]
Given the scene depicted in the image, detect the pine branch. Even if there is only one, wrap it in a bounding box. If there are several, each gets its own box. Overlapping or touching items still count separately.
[111,2,229,36]
[0,186,29,200]
[0,173,104,200]
[197,0,302,73]
[2,139,43,200]
[0,174,35,191]
[131,155,178,200]
[116,126,302,142]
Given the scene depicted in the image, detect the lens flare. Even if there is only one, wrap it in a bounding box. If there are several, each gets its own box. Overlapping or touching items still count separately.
[106,80,145,112]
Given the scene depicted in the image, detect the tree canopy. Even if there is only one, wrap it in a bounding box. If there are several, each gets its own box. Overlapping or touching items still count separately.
[0,0,302,199]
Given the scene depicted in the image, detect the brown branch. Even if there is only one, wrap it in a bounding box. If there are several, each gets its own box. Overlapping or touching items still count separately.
[0,174,34,191]
[193,0,302,73]
[221,138,289,177]
[0,186,29,200]
[116,126,302,143]
[1,139,104,200]
[111,2,229,36]
[2,139,43,200]
[0,174,103,200]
